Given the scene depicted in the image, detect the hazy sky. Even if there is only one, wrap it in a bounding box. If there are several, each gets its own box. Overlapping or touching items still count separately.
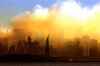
[0,0,100,25]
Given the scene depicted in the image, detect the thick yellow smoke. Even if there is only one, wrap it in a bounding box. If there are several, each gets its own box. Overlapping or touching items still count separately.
[1,0,100,43]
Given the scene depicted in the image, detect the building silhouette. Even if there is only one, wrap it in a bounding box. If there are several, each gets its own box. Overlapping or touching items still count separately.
[73,38,83,57]
[15,40,25,54]
[8,45,16,54]
[45,35,50,57]
[89,39,98,57]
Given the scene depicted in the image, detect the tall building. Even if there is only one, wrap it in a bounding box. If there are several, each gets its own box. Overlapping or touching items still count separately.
[89,39,98,57]
[80,36,90,57]
[45,35,50,57]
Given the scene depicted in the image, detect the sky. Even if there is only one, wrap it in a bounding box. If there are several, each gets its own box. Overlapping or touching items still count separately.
[0,0,100,25]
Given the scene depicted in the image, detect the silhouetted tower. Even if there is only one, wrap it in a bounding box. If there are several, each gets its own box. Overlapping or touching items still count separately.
[27,36,34,49]
[26,36,33,54]
[74,38,83,56]
[27,36,32,44]
[45,35,50,57]
[15,40,25,54]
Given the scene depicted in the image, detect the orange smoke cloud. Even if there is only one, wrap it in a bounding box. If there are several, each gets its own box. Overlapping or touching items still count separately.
[5,0,100,43]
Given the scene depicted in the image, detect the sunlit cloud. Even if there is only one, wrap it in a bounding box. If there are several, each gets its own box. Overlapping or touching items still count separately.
[32,4,49,21]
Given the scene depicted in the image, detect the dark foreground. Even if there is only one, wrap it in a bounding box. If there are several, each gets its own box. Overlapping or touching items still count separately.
[1,63,100,66]
[0,54,100,62]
